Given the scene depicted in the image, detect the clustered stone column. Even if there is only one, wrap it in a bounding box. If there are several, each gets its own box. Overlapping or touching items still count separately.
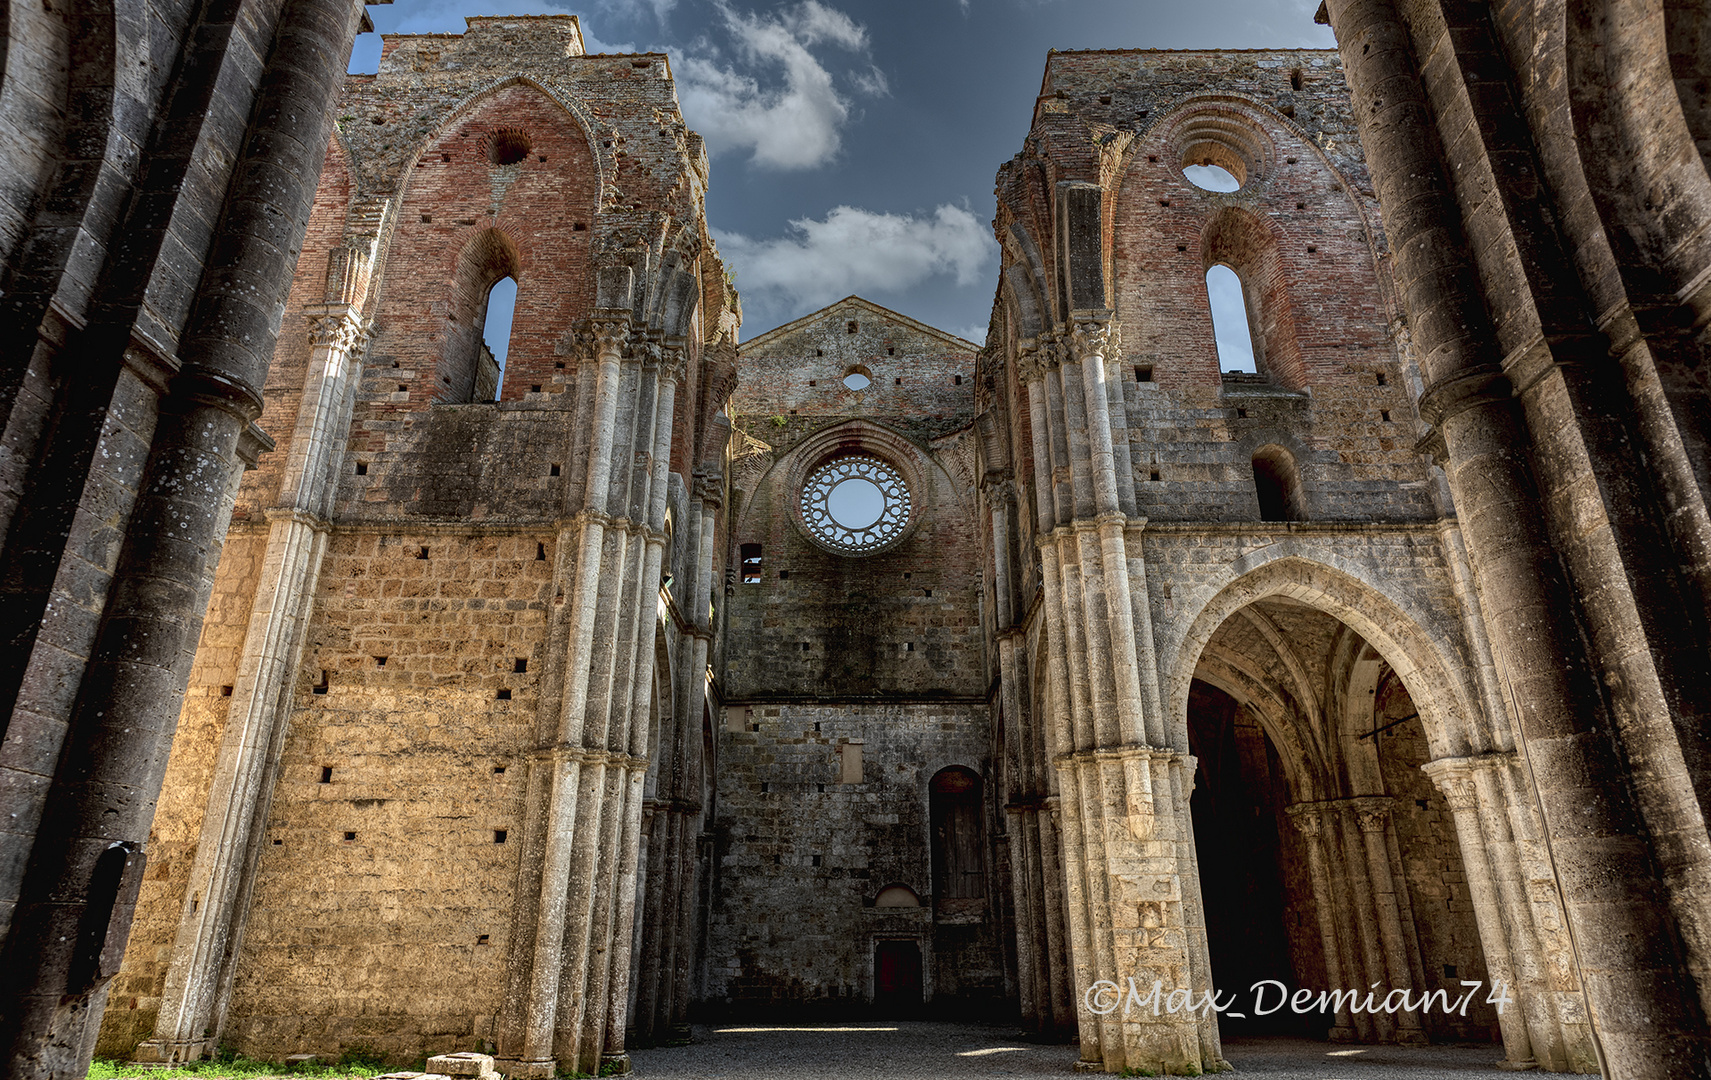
[1284,800,1427,1046]
[497,277,684,1078]
[984,459,1076,1039]
[1019,316,1223,1075]
[0,2,370,1074]
[631,345,735,1046]
[1421,755,1600,1072]
[135,227,381,1065]
[1325,0,1711,1073]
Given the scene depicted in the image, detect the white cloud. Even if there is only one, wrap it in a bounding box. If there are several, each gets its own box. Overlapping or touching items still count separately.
[715,203,997,313]
[677,1,881,170]
[952,324,990,345]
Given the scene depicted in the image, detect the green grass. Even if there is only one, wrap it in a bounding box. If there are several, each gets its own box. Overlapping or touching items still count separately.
[86,1054,387,1080]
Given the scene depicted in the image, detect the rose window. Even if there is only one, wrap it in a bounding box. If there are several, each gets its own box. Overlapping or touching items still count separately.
[799,455,912,554]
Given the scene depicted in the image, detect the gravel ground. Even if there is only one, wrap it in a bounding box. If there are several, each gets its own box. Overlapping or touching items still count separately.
[628,1023,1535,1078]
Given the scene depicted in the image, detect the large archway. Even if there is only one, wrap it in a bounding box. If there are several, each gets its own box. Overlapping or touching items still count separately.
[1174,559,1501,1050]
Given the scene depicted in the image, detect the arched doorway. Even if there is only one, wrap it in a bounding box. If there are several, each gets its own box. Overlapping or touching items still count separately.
[1187,591,1499,1046]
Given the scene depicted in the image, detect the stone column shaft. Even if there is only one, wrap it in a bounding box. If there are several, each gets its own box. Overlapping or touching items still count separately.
[1325,0,1711,1070]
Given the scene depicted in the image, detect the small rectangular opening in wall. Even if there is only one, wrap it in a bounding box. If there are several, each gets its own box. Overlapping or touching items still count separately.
[397,384,408,393]
[1306,245,1317,253]
[536,542,547,561]
[847,321,858,333]
[905,642,914,652]
[514,658,527,673]
[312,671,329,695]
[496,688,512,700]
[549,463,561,476]
[1135,364,1153,382]
[421,214,432,223]
[273,838,282,845]
[1286,156,1298,164]
[1297,202,1307,210]
[573,222,587,231]
[343,832,356,841]
[417,546,429,559]
[815,348,823,356]
[320,766,333,784]
[442,152,452,162]
[375,656,388,667]
[1236,408,1248,418]
[1150,469,1161,482]
[1376,372,1386,386]
[954,375,962,385]
[478,935,491,945]
[779,570,789,580]
[812,854,822,866]
[1381,410,1391,422]
[220,685,234,696]
[740,543,762,584]
[1177,244,1187,252]
[530,385,542,393]
[494,830,508,844]
[808,380,816,386]
[355,462,368,475]
[1099,95,1112,104]
[555,361,565,369]
[760,782,769,793]
[894,377,902,385]
[1291,68,1305,91]
[924,589,932,597]
[1159,199,1171,207]
[494,765,506,774]
[838,740,864,784]
[1147,154,1158,162]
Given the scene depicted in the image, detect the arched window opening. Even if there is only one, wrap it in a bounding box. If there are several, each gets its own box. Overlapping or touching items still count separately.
[874,884,921,908]
[445,229,520,403]
[930,767,985,910]
[1252,445,1304,522]
[1206,264,1258,374]
[739,543,762,584]
[478,276,517,401]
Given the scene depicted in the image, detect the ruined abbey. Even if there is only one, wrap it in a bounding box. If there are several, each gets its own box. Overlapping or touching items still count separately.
[3,0,1711,1077]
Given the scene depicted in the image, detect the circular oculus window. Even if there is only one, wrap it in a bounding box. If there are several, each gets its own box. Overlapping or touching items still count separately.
[800,455,912,554]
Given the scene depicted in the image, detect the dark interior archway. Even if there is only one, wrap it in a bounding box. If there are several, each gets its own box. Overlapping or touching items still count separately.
[1187,679,1320,1036]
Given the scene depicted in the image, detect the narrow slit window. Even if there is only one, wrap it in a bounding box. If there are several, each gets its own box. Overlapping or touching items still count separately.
[481,276,518,400]
[740,543,763,584]
[1205,264,1258,374]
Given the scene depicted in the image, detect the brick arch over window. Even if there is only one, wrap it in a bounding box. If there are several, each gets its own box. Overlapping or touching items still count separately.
[375,81,599,406]
[1113,97,1390,392]
[443,229,521,403]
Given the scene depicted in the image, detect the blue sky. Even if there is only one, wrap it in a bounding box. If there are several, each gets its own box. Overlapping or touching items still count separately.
[356,0,1333,344]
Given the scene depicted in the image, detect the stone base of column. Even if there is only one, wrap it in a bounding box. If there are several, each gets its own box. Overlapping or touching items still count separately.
[132,1037,214,1064]
[600,1051,633,1075]
[492,1058,556,1079]
[1496,1059,1539,1072]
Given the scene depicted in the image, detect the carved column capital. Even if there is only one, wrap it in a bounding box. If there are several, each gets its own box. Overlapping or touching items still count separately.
[1067,317,1120,364]
[1347,796,1393,833]
[306,306,372,355]
[1285,803,1326,838]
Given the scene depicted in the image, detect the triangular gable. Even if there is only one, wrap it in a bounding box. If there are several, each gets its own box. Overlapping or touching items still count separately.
[741,296,981,353]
